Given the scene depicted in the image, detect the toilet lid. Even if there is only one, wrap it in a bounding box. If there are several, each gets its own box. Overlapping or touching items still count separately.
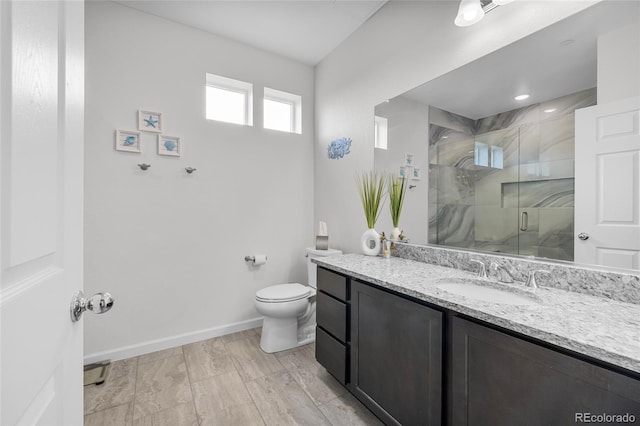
[256,283,311,302]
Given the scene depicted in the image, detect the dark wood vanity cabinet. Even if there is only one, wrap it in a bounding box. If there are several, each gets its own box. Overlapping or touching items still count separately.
[316,267,443,425]
[316,266,640,426]
[316,267,349,385]
[450,316,640,426]
[350,279,443,426]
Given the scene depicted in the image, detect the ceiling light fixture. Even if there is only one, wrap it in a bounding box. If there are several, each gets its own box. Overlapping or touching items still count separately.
[455,0,515,27]
[515,94,530,101]
[454,0,485,27]
[544,108,557,113]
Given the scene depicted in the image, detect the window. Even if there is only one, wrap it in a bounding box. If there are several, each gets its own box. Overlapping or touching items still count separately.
[374,116,388,150]
[206,73,253,126]
[491,146,504,169]
[474,142,489,167]
[263,87,301,134]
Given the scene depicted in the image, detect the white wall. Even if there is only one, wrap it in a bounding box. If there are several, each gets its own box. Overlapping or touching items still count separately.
[314,1,596,254]
[598,21,640,104]
[84,1,314,361]
[374,97,429,245]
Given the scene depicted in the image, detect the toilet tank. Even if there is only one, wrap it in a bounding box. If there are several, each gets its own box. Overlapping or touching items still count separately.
[306,247,342,288]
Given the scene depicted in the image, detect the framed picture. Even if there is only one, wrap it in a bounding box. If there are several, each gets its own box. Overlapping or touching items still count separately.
[138,110,162,133]
[115,130,141,153]
[403,152,415,166]
[412,167,421,180]
[158,135,181,157]
[399,166,410,179]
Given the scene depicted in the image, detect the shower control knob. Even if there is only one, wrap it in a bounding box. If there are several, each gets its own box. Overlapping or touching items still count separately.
[70,290,115,322]
[578,232,590,241]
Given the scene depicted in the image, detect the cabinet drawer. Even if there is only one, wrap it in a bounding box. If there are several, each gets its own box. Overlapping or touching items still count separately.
[317,267,347,301]
[316,326,347,385]
[317,291,347,342]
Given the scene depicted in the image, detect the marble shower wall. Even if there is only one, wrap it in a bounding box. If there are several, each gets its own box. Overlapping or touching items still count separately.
[429,88,597,261]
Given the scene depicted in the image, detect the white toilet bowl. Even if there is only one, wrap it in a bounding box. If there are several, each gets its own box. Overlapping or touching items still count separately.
[255,283,315,353]
[255,247,341,353]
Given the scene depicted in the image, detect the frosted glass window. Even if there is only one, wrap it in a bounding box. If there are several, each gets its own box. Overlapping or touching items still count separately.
[475,142,489,167]
[491,145,504,169]
[205,73,253,126]
[264,87,302,134]
[374,116,388,150]
[264,98,293,132]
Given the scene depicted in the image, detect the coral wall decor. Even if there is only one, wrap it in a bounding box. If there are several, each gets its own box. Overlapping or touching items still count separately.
[328,137,352,159]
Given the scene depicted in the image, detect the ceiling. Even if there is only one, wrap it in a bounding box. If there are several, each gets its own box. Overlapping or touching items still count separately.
[400,1,640,119]
[115,0,388,65]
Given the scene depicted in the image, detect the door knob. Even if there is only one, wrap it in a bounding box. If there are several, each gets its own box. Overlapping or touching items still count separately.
[70,291,115,322]
[578,232,590,241]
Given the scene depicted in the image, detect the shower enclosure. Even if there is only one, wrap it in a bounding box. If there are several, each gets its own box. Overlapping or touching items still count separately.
[428,88,596,262]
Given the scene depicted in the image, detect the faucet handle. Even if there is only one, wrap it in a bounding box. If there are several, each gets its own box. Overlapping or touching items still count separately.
[527,270,551,289]
[470,259,487,279]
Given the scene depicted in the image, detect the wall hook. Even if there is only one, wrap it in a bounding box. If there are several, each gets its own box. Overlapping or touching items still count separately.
[409,185,417,189]
[137,163,151,171]
[185,167,197,174]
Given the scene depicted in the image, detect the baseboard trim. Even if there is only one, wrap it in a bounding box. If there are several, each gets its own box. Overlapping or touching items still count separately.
[83,317,264,364]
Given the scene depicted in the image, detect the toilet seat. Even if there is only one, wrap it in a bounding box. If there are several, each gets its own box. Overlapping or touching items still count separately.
[256,283,311,303]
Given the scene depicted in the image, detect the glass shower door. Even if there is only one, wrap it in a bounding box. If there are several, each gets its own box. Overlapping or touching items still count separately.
[516,116,576,261]
[430,112,575,261]
[472,127,521,255]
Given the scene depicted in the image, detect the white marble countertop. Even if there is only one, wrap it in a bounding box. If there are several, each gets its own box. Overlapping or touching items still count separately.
[313,254,640,376]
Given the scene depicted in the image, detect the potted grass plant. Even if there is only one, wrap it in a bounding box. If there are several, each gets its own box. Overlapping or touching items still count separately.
[388,174,408,241]
[356,170,386,256]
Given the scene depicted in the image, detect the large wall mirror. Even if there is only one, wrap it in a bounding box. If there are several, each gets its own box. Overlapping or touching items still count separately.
[374,1,640,271]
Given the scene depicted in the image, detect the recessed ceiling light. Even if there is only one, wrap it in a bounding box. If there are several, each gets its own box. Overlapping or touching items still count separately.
[544,108,557,113]
[515,94,530,101]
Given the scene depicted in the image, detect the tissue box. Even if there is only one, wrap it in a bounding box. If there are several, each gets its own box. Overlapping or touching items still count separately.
[315,235,328,250]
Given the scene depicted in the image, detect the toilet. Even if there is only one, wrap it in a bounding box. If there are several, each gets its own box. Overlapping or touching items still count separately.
[255,247,342,353]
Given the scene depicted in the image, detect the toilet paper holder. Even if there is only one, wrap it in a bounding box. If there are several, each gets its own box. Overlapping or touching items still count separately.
[244,255,267,263]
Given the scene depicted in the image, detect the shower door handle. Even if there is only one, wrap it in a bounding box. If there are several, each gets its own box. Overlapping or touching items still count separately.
[520,211,528,231]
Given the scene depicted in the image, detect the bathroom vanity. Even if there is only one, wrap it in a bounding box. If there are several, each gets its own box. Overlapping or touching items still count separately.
[314,254,640,426]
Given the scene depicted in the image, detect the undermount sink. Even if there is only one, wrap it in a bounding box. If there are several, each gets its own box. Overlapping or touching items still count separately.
[435,279,541,306]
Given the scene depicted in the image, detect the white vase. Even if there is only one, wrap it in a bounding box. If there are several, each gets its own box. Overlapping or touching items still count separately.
[391,227,401,241]
[360,228,381,256]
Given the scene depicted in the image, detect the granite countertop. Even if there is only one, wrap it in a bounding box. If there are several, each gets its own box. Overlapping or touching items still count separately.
[313,254,640,375]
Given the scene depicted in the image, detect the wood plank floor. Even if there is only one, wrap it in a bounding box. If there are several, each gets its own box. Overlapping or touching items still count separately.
[84,328,383,425]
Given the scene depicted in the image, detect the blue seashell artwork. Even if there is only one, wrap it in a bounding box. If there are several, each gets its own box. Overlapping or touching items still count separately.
[328,137,352,160]
[163,139,177,151]
[123,136,136,146]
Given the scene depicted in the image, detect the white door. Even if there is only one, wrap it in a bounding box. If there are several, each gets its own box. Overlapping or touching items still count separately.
[1,1,85,424]
[575,96,640,270]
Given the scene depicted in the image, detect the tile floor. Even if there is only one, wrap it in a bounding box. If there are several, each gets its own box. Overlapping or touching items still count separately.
[84,328,383,425]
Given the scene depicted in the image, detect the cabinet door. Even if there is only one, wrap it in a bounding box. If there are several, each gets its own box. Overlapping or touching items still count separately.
[350,280,442,426]
[450,316,640,426]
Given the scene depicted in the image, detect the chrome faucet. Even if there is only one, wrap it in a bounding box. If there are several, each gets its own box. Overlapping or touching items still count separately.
[469,259,487,279]
[526,270,551,289]
[489,262,514,283]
